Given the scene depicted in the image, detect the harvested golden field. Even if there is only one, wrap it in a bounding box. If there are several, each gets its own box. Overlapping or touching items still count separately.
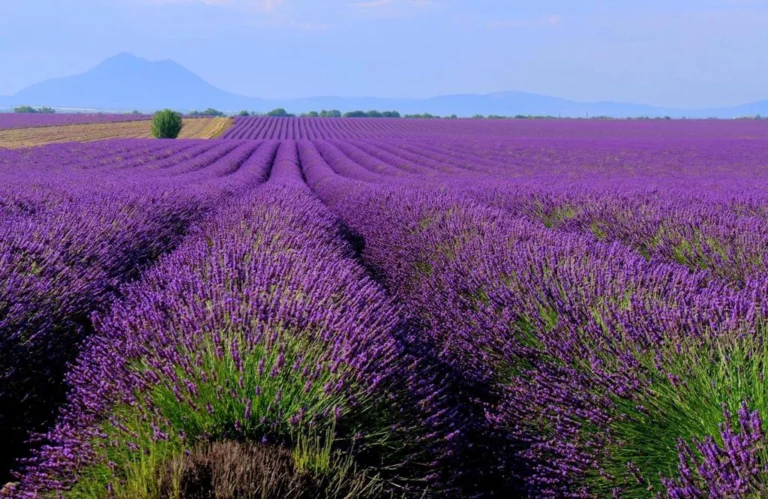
[0,117,232,148]
[180,117,233,139]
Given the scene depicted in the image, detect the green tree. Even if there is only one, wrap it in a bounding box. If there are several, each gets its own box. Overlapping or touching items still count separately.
[202,108,225,117]
[189,108,225,117]
[267,108,294,117]
[14,105,38,113]
[151,109,184,139]
[238,110,251,117]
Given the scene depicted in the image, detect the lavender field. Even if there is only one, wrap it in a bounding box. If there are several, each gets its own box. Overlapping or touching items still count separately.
[3,119,768,498]
[0,114,149,131]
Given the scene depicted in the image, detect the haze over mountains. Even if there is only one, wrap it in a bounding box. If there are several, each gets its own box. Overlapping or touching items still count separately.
[1,53,767,118]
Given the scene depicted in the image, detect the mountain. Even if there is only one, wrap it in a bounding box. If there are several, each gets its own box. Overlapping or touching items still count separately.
[0,53,267,112]
[0,53,765,118]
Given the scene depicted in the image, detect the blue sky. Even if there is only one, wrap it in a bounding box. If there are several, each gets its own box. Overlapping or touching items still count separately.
[1,0,767,107]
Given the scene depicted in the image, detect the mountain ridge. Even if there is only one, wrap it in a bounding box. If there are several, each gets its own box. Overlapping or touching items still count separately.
[1,53,765,118]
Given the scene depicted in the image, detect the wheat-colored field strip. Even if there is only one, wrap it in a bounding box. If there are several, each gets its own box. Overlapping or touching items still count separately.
[182,117,233,139]
[0,117,233,148]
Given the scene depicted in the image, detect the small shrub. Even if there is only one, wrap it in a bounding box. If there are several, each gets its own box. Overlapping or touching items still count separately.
[151,109,184,139]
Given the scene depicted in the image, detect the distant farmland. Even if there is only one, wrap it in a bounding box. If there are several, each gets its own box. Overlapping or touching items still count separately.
[0,117,231,148]
[0,113,149,130]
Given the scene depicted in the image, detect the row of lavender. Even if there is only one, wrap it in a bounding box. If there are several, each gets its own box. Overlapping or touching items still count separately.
[303,137,768,283]
[0,114,149,131]
[221,116,768,140]
[299,137,768,497]
[0,139,278,484]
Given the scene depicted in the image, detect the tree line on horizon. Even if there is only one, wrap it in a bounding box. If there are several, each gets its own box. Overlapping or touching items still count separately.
[9,105,767,121]
[13,105,57,114]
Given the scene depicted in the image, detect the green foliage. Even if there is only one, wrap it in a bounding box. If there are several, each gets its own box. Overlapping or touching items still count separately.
[573,322,768,497]
[471,114,485,119]
[150,109,184,139]
[188,108,225,117]
[324,110,403,118]
[63,315,428,498]
[292,426,336,476]
[237,110,251,117]
[14,105,56,114]
[319,110,342,117]
[131,110,143,115]
[67,332,348,498]
[404,113,440,119]
[267,108,295,117]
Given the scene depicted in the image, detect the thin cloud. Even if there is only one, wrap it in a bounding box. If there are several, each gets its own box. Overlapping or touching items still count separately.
[489,16,563,29]
[260,0,285,10]
[149,0,284,11]
[350,0,395,7]
[256,17,330,30]
[349,0,432,9]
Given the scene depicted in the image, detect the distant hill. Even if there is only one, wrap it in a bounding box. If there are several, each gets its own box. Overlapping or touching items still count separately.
[0,53,267,112]
[0,53,766,118]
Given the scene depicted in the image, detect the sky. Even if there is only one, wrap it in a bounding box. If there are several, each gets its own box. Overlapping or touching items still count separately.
[1,0,767,108]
